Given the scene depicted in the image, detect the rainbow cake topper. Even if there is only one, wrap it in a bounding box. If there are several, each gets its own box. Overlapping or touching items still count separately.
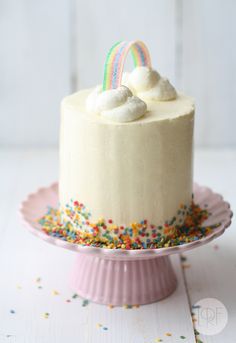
[102,40,152,91]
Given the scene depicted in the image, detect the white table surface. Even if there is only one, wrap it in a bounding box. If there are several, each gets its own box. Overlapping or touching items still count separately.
[0,148,235,343]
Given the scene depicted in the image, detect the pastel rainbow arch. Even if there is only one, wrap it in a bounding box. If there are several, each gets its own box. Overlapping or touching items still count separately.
[102,40,152,91]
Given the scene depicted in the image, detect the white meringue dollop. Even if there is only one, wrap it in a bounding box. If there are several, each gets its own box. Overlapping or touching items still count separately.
[122,66,177,101]
[86,85,147,123]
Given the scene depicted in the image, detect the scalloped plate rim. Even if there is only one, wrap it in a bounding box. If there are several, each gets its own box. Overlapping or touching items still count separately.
[19,182,233,260]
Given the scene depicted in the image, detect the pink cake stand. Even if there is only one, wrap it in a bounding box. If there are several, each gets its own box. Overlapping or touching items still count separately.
[20,183,232,306]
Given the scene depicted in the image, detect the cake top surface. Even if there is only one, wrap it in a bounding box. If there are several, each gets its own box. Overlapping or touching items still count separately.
[62,40,194,124]
[62,89,194,125]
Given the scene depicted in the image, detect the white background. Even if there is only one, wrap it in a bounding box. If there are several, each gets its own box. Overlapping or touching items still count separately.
[1,0,236,148]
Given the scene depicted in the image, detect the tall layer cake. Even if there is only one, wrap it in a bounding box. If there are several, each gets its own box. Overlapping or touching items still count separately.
[59,40,194,249]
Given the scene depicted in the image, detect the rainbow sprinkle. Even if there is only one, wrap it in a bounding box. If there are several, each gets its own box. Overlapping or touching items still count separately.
[96,323,108,331]
[82,299,89,307]
[43,312,50,319]
[52,290,59,296]
[102,40,151,91]
[38,200,220,250]
[72,293,79,299]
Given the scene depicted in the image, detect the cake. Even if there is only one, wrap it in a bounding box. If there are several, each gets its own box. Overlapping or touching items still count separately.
[59,40,195,249]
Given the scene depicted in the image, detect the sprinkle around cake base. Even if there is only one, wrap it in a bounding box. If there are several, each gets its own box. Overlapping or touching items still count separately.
[38,202,220,250]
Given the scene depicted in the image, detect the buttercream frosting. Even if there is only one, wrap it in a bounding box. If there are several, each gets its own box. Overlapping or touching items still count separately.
[86,85,147,123]
[123,66,177,101]
[60,89,194,234]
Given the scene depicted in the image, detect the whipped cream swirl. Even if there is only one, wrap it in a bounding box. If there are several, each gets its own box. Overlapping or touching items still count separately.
[86,85,147,123]
[123,66,177,101]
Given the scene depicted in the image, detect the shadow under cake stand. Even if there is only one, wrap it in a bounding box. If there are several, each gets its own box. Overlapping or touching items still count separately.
[20,183,232,306]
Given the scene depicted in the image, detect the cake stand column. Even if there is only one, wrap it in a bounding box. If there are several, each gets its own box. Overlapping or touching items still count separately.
[70,253,177,306]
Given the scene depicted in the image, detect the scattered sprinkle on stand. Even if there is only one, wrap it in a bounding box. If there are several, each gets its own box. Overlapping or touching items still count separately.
[82,299,89,307]
[180,336,186,339]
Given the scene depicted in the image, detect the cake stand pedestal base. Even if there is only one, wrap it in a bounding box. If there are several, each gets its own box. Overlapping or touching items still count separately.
[70,253,177,306]
[20,182,233,306]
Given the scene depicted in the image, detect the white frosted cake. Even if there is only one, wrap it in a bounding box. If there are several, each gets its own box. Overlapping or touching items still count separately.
[59,40,194,249]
